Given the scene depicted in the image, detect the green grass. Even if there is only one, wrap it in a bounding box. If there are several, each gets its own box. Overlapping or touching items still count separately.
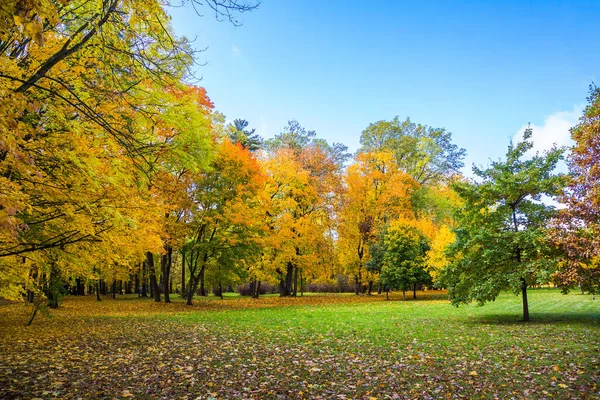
[0,289,598,399]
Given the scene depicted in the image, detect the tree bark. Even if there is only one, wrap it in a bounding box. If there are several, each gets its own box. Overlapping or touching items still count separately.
[181,250,186,296]
[521,277,529,322]
[367,281,373,295]
[413,283,417,299]
[162,246,172,303]
[112,278,116,299]
[146,252,161,302]
[292,267,299,297]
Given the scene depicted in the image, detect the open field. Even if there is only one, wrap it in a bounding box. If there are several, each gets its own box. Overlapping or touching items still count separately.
[0,289,598,399]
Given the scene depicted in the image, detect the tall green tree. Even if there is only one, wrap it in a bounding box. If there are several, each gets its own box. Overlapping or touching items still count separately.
[359,117,466,185]
[229,119,263,151]
[441,129,565,321]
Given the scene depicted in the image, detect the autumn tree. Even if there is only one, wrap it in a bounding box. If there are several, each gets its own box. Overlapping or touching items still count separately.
[441,129,565,321]
[553,85,600,295]
[337,151,418,294]
[260,122,346,296]
[0,0,255,305]
[184,140,265,305]
[359,117,466,185]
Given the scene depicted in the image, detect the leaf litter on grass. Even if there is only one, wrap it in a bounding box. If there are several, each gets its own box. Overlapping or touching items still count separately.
[0,290,598,399]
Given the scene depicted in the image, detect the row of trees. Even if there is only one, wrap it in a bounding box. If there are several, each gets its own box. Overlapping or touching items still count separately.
[1,0,598,323]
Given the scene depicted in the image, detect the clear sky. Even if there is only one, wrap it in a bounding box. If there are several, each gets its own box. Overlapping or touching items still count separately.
[168,0,599,175]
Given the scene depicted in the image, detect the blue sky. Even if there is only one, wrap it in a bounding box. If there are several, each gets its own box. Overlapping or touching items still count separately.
[168,1,598,175]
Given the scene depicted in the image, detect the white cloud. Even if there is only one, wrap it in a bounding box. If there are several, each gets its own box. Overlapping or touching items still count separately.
[515,105,583,155]
[231,44,241,57]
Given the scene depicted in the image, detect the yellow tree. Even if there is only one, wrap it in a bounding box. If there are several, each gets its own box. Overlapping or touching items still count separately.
[337,150,418,294]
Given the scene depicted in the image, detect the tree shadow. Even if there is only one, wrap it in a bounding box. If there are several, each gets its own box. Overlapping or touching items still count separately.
[465,311,600,328]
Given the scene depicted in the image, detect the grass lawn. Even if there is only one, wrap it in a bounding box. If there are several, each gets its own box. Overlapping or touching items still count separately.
[0,289,598,399]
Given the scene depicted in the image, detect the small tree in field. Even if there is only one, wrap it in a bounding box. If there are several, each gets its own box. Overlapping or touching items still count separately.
[442,129,565,321]
[380,220,430,300]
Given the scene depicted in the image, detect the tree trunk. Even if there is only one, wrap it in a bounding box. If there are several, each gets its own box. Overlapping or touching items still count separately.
[140,263,147,297]
[368,280,373,295]
[181,250,186,296]
[386,286,389,300]
[162,246,172,303]
[219,282,223,300]
[377,282,383,295]
[146,252,161,302]
[112,278,116,299]
[402,290,406,301]
[254,281,261,299]
[186,274,200,306]
[292,267,299,297]
[413,283,417,299]
[199,264,206,296]
[521,277,529,322]
[354,275,360,295]
[96,280,101,301]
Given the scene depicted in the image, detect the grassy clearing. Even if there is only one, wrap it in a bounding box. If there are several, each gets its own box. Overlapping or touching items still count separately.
[0,289,598,399]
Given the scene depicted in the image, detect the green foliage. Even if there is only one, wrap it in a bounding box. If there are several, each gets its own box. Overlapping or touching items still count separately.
[380,221,431,293]
[441,129,566,315]
[359,116,466,184]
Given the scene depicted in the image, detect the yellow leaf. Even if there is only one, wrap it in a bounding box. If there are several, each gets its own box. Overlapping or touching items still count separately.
[558,384,568,388]
[469,371,478,376]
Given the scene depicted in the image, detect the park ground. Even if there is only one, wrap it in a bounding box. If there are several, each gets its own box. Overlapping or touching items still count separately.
[0,289,598,399]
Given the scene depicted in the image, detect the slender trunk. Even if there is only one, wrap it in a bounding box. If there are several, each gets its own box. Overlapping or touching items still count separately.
[413,283,417,299]
[292,267,299,297]
[162,246,172,303]
[181,250,186,296]
[140,263,147,297]
[386,286,389,300]
[186,274,200,306]
[255,281,261,299]
[300,270,304,297]
[249,280,256,298]
[521,277,529,322]
[377,282,383,295]
[112,278,116,299]
[146,252,161,302]
[368,281,373,295]
[402,290,406,301]
[199,265,206,296]
[219,282,223,300]
[95,280,101,301]
[354,275,360,295]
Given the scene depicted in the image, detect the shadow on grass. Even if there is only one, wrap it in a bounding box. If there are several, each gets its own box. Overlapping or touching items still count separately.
[466,311,600,327]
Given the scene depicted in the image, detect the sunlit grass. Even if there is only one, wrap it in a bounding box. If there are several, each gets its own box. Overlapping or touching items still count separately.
[0,288,598,399]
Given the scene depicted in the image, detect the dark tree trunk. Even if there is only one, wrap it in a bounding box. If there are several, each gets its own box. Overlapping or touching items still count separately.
[47,266,60,309]
[162,246,172,303]
[146,252,161,302]
[199,264,206,296]
[292,267,299,297]
[254,281,261,299]
[219,282,223,300]
[140,263,147,297]
[354,275,360,295]
[386,286,389,300]
[96,281,101,301]
[112,278,116,299]
[521,277,529,322]
[249,280,256,298]
[186,274,200,306]
[181,250,186,296]
[368,281,373,295]
[413,283,417,299]
[300,270,304,297]
[377,282,383,295]
[402,290,406,300]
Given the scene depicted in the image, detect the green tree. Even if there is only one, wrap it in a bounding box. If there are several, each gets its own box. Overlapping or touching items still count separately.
[442,129,565,321]
[359,117,465,185]
[380,220,430,300]
[229,119,263,151]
